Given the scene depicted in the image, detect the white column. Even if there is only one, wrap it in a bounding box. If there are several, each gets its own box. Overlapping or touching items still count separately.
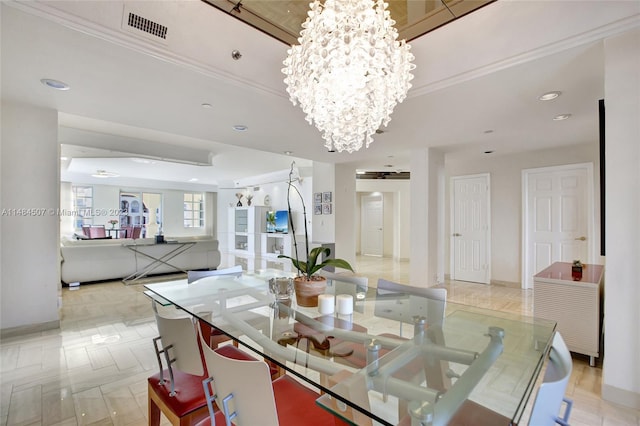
[602,28,640,409]
[1,102,60,332]
[409,148,445,287]
[334,163,357,269]
[312,161,336,244]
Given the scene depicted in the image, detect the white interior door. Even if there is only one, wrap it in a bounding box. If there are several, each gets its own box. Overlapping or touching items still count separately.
[361,195,383,256]
[450,174,491,284]
[522,163,593,289]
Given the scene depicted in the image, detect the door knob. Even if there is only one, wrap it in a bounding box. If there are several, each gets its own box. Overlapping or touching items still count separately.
[574,236,586,241]
[453,233,461,237]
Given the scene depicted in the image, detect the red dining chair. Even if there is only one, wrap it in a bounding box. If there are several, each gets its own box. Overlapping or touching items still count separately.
[131,225,142,239]
[196,332,346,426]
[122,225,133,239]
[89,225,106,238]
[187,265,244,349]
[148,313,277,426]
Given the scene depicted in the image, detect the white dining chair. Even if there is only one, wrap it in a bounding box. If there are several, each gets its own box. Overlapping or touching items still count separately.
[148,313,210,426]
[527,331,574,426]
[149,313,277,426]
[187,265,247,349]
[197,332,341,426]
[187,265,243,284]
[447,331,574,426]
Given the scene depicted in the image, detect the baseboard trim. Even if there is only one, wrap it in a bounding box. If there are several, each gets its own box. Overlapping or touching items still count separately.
[1,320,60,338]
[602,384,640,410]
[489,279,521,288]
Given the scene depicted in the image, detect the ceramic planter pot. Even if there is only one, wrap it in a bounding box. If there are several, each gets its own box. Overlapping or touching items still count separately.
[294,276,327,307]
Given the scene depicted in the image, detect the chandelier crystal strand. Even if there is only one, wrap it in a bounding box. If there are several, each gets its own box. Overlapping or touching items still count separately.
[282,0,415,153]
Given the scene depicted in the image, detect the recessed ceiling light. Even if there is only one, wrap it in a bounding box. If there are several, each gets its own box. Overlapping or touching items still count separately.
[538,91,561,101]
[189,178,199,182]
[553,114,572,121]
[91,169,119,178]
[201,103,212,109]
[284,151,293,155]
[40,78,70,90]
[233,125,248,131]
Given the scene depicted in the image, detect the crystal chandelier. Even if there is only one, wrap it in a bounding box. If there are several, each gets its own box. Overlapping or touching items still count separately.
[282,0,415,153]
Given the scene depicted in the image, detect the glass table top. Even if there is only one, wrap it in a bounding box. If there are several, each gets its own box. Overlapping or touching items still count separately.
[145,270,555,425]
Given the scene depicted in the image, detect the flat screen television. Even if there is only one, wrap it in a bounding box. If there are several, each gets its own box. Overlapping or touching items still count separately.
[267,210,289,233]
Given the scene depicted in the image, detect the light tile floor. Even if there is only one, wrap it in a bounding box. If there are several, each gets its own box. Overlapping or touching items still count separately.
[0,256,638,425]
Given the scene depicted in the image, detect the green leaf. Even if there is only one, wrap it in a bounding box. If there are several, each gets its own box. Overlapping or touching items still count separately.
[320,258,355,273]
[280,247,354,278]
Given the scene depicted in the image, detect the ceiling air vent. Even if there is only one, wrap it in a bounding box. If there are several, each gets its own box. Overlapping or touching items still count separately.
[356,171,411,180]
[126,12,167,39]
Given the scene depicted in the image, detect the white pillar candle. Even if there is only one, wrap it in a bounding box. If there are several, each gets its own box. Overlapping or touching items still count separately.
[318,294,335,315]
[336,294,353,315]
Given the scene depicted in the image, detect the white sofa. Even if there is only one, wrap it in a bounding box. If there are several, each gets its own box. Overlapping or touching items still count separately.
[60,236,221,284]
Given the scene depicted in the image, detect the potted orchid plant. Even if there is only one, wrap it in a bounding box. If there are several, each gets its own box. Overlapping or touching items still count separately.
[278,162,354,306]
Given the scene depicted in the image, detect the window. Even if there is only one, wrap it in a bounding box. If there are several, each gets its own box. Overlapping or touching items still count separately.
[184,193,204,228]
[72,185,93,229]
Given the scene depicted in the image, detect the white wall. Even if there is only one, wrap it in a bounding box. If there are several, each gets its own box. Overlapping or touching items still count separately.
[334,164,357,268]
[445,143,599,284]
[410,148,445,287]
[312,162,335,244]
[601,28,640,409]
[1,102,60,331]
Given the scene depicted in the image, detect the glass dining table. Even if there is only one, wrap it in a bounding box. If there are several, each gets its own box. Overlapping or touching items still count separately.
[144,271,556,426]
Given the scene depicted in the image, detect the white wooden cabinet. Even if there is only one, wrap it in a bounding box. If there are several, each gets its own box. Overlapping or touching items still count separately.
[228,207,267,255]
[260,233,293,258]
[533,262,604,366]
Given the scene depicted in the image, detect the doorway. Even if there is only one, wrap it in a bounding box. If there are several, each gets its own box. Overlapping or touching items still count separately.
[119,191,163,238]
[522,163,594,289]
[361,194,383,256]
[450,174,491,284]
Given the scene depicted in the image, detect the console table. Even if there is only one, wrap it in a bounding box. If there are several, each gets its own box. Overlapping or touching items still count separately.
[122,241,195,284]
[533,262,604,366]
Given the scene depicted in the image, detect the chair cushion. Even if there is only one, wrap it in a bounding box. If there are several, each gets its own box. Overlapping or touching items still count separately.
[272,375,343,425]
[148,370,208,417]
[148,345,277,418]
[193,410,226,426]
